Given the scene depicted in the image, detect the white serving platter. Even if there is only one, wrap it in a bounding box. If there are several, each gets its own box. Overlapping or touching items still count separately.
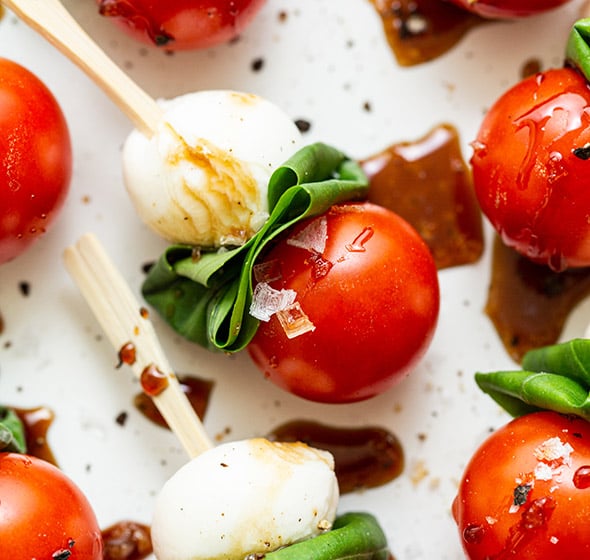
[1,1,589,558]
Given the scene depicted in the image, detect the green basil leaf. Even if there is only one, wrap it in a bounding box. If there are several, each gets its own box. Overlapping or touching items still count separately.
[522,338,590,387]
[142,143,368,353]
[261,512,389,560]
[475,370,590,420]
[0,407,27,454]
[566,18,590,82]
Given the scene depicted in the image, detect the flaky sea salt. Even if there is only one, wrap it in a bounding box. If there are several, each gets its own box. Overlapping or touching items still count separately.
[287,216,328,254]
[276,302,315,339]
[249,282,297,322]
[534,437,573,466]
[534,462,554,481]
[252,259,282,283]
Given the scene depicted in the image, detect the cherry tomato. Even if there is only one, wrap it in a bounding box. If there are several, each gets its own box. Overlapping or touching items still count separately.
[0,58,72,265]
[471,67,590,271]
[448,0,571,18]
[247,202,440,404]
[0,453,103,558]
[97,0,267,50]
[453,411,590,558]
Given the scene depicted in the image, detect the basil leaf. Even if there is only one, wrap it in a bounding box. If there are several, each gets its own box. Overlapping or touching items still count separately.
[261,512,389,560]
[475,370,590,419]
[522,338,590,387]
[142,143,368,353]
[0,407,27,454]
[566,18,590,82]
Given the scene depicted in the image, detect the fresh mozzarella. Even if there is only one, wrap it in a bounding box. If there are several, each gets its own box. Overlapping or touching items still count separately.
[151,438,339,560]
[122,91,302,247]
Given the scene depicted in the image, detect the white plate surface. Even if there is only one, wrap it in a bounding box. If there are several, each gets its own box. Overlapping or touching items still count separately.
[1,1,589,559]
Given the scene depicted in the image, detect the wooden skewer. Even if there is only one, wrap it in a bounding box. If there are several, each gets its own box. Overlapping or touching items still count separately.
[3,0,162,137]
[63,233,213,458]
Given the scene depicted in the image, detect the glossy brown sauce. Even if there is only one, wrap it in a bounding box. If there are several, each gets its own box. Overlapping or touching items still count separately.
[362,123,484,270]
[102,520,152,560]
[486,237,590,362]
[267,420,404,494]
[15,406,57,465]
[368,0,486,66]
[134,375,214,428]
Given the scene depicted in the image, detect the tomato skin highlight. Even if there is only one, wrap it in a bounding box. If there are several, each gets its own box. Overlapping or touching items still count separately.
[453,412,590,559]
[247,202,440,404]
[97,0,267,50]
[0,453,103,559]
[0,58,72,264]
[448,0,571,18]
[471,67,590,271]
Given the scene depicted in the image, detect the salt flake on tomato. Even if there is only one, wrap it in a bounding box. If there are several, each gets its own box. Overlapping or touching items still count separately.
[534,462,555,481]
[286,216,328,254]
[249,282,296,322]
[253,259,282,283]
[276,302,315,339]
[534,437,573,466]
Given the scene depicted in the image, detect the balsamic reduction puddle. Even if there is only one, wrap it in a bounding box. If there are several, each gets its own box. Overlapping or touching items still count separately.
[368,0,488,67]
[268,420,404,494]
[14,406,57,466]
[102,520,153,560]
[362,123,484,270]
[486,236,590,363]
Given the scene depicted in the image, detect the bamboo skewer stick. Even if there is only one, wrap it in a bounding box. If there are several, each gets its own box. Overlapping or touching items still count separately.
[63,233,213,458]
[2,0,162,137]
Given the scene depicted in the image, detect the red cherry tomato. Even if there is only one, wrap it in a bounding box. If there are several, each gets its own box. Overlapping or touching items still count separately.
[453,411,590,559]
[471,67,590,271]
[247,202,440,404]
[0,58,72,265]
[0,453,103,558]
[97,0,267,50]
[448,0,571,18]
